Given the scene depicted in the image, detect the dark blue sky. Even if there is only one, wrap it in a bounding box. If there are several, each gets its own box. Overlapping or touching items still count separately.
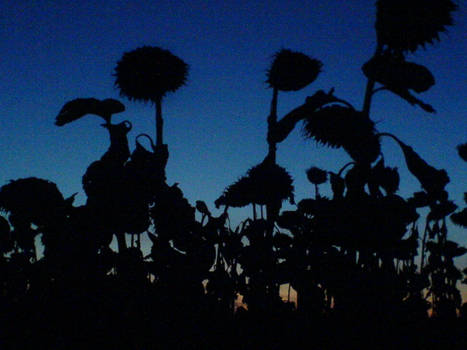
[1,1,466,291]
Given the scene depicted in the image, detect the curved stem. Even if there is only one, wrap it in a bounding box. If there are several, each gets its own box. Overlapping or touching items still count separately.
[376,132,402,145]
[337,161,355,177]
[136,133,156,150]
[372,86,389,94]
[327,97,355,111]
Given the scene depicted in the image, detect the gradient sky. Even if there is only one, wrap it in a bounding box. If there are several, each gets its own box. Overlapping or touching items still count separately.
[1,1,466,297]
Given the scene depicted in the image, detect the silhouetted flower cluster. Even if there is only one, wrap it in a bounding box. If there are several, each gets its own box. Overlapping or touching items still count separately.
[0,2,466,349]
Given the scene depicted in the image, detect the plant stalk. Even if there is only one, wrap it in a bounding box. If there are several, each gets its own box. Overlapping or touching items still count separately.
[155,97,163,146]
[362,44,383,116]
[267,87,279,163]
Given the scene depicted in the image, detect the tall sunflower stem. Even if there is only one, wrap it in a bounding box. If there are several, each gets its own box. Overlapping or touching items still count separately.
[267,87,279,163]
[362,45,383,116]
[155,97,163,146]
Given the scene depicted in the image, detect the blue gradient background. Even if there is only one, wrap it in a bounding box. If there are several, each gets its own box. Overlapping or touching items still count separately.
[1,1,466,298]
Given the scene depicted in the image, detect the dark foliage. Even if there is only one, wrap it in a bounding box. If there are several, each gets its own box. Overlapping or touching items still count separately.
[1,3,465,349]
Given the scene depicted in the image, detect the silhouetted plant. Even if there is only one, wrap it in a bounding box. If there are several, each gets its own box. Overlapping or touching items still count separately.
[375,0,458,53]
[266,49,321,163]
[0,2,465,348]
[215,158,294,212]
[114,46,188,148]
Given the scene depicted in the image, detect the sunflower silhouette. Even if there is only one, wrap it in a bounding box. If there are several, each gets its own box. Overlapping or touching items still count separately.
[114,46,188,146]
[375,0,458,52]
[266,49,322,162]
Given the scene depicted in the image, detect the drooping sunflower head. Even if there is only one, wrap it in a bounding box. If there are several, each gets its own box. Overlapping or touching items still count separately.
[114,46,188,102]
[302,105,381,164]
[375,0,458,52]
[266,49,322,91]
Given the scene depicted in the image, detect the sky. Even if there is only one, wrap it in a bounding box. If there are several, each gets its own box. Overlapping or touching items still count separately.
[0,1,466,298]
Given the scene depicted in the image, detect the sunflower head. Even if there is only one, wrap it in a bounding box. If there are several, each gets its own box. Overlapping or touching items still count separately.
[375,0,458,52]
[302,105,380,163]
[114,46,188,102]
[266,49,322,91]
[215,161,294,208]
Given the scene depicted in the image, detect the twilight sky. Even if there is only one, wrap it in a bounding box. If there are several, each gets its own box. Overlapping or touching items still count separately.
[1,1,466,291]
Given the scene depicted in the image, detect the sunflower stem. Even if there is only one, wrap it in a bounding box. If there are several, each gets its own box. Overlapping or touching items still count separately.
[267,87,279,163]
[155,97,163,146]
[115,232,127,253]
[420,220,430,271]
[362,45,383,116]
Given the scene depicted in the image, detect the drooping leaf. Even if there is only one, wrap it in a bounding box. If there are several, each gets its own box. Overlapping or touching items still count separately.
[362,53,435,93]
[395,138,450,195]
[269,89,351,144]
[55,98,125,126]
[362,52,436,112]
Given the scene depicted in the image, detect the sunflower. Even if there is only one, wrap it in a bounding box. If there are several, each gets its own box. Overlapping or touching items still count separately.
[114,46,188,146]
[266,49,322,92]
[265,49,322,162]
[375,0,458,52]
[215,160,294,208]
[302,105,381,163]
